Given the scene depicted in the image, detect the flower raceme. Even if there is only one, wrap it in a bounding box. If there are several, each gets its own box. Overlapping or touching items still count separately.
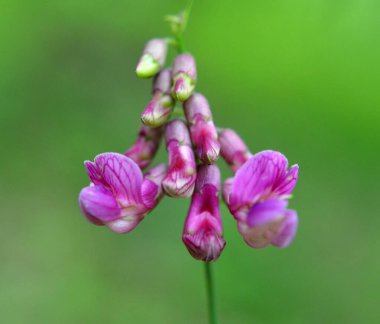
[183,165,226,262]
[79,153,167,234]
[79,31,300,262]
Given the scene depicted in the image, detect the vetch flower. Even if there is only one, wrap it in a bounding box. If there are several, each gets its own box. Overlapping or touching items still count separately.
[219,128,253,172]
[225,150,299,248]
[172,53,197,101]
[183,164,226,262]
[162,119,196,197]
[79,153,167,234]
[184,93,220,164]
[124,125,162,170]
[141,68,174,127]
[136,39,168,78]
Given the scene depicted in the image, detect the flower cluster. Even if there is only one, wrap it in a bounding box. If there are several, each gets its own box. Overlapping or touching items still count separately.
[79,36,299,262]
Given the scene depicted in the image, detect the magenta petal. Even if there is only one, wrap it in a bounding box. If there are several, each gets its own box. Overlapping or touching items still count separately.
[274,164,299,197]
[229,150,289,212]
[247,199,288,227]
[141,164,167,209]
[79,185,121,223]
[272,210,298,247]
[94,153,143,206]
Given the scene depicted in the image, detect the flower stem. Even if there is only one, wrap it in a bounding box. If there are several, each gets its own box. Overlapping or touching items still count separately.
[204,262,217,324]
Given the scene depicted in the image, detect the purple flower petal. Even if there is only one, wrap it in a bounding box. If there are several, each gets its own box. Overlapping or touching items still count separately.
[229,151,292,213]
[272,209,298,247]
[94,153,143,207]
[79,185,121,223]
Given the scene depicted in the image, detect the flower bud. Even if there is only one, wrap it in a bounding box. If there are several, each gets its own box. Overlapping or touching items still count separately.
[184,93,220,163]
[162,119,196,197]
[218,128,253,172]
[124,125,162,170]
[172,53,197,101]
[136,39,167,78]
[182,165,226,262]
[141,69,174,127]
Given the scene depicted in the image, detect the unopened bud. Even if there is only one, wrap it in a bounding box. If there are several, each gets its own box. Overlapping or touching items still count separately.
[141,69,174,127]
[184,93,220,163]
[124,125,162,170]
[136,39,167,78]
[182,165,226,262]
[218,128,253,172]
[172,54,197,101]
[162,119,196,197]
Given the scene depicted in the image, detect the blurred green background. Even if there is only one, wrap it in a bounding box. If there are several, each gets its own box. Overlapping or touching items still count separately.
[1,0,379,323]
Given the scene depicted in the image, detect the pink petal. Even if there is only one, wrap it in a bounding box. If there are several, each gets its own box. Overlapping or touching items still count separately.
[94,153,143,207]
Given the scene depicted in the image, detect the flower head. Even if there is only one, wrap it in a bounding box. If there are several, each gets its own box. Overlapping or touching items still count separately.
[136,39,168,78]
[183,165,226,261]
[79,153,166,233]
[162,119,197,197]
[225,150,299,248]
[172,53,197,101]
[184,93,220,164]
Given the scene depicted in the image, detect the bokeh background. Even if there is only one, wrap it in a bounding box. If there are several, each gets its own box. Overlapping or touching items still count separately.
[1,0,379,323]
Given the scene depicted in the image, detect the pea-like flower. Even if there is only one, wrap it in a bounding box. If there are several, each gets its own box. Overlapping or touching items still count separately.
[172,53,197,101]
[124,125,162,170]
[136,39,168,78]
[162,119,197,197]
[182,165,226,262]
[141,68,174,127]
[79,153,167,234]
[184,93,220,164]
[224,150,299,249]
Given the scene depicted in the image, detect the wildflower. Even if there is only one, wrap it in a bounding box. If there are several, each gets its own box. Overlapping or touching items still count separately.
[162,119,197,197]
[183,165,226,261]
[172,53,197,101]
[141,68,174,127]
[79,153,167,233]
[184,93,220,163]
[124,125,162,170]
[136,39,168,78]
[225,150,299,248]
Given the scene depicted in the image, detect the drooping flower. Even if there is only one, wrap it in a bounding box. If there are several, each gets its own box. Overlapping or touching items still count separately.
[141,68,174,127]
[124,125,162,170]
[79,153,167,233]
[183,164,226,261]
[225,150,299,248]
[172,53,197,101]
[184,93,220,164]
[136,39,168,78]
[162,119,197,197]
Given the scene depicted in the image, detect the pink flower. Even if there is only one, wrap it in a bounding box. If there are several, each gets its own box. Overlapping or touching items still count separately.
[79,153,167,234]
[184,93,220,164]
[183,165,226,261]
[162,119,197,197]
[225,150,299,248]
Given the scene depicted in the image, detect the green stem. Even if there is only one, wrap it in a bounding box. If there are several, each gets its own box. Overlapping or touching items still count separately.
[204,262,217,324]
